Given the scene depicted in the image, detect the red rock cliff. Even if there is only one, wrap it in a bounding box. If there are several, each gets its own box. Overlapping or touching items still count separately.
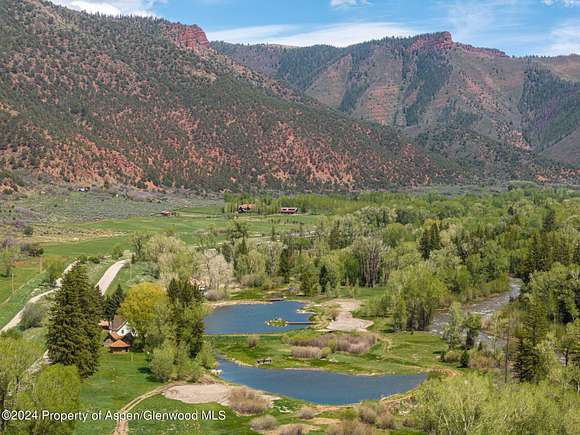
[162,23,210,50]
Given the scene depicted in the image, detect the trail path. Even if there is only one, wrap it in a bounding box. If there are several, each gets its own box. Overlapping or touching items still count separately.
[1,261,78,332]
[113,383,181,435]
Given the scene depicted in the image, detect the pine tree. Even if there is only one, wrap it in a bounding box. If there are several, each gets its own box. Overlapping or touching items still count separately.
[105,284,125,321]
[514,296,548,383]
[47,265,102,378]
[319,264,329,293]
[47,265,89,375]
[542,207,556,232]
[279,248,291,283]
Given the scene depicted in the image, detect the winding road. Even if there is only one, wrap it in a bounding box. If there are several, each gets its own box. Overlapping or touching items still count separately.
[1,259,128,333]
[0,261,78,333]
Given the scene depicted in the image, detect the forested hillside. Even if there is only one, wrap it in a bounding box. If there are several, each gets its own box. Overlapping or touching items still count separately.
[0,0,578,192]
[0,0,468,191]
[213,34,580,167]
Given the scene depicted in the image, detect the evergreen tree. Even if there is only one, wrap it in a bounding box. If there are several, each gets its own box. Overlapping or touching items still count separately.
[47,265,99,378]
[542,207,556,232]
[514,296,549,383]
[105,284,125,321]
[46,266,88,376]
[319,264,329,293]
[279,248,291,283]
[167,279,204,359]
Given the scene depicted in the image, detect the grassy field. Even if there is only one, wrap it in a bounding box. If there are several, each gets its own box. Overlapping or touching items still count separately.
[76,351,163,435]
[211,331,449,375]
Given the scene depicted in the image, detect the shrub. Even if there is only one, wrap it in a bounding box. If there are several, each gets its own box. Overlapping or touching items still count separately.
[297,407,316,420]
[291,346,322,359]
[443,350,461,363]
[205,288,227,301]
[376,410,396,429]
[358,404,377,424]
[20,302,47,329]
[326,420,373,435]
[278,424,306,435]
[228,388,269,414]
[196,343,217,369]
[460,350,470,368]
[469,351,498,370]
[335,333,377,354]
[150,341,176,382]
[247,335,259,348]
[250,415,278,431]
[321,347,332,358]
[23,225,33,236]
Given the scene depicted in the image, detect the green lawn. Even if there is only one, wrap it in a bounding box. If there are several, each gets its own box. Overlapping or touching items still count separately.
[76,351,163,435]
[128,397,257,435]
[105,261,156,296]
[0,257,43,304]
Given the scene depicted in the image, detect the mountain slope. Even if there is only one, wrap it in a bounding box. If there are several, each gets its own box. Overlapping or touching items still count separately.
[0,0,475,191]
[0,0,577,192]
[212,35,580,167]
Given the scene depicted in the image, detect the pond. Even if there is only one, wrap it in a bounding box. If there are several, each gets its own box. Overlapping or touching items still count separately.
[205,301,312,334]
[217,358,427,405]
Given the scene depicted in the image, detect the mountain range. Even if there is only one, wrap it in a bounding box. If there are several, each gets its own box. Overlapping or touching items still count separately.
[0,0,578,192]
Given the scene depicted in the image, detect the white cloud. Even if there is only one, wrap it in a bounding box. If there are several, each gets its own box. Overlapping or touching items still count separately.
[544,19,580,54]
[208,22,416,47]
[330,0,369,8]
[543,0,580,6]
[49,0,160,16]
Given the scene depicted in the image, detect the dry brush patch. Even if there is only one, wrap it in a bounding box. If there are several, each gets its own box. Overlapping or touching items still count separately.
[227,387,271,415]
[250,415,278,431]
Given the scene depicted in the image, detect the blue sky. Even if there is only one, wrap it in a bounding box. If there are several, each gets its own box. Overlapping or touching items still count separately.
[51,0,580,55]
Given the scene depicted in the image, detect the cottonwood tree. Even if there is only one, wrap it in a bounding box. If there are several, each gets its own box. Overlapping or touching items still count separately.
[352,236,385,287]
[0,336,40,432]
[443,302,464,350]
[13,364,80,435]
[119,282,168,349]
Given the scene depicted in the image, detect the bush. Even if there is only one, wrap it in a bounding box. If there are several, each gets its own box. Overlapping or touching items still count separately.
[228,388,269,414]
[20,302,47,329]
[358,404,377,424]
[23,225,33,236]
[321,347,332,358]
[443,350,461,363]
[326,420,373,435]
[247,335,259,348]
[469,351,498,370]
[250,415,278,431]
[111,245,123,259]
[376,411,396,429]
[21,243,43,257]
[297,407,316,420]
[291,346,322,359]
[279,424,306,435]
[196,343,217,369]
[205,288,227,301]
[335,333,377,354]
[460,350,470,368]
[150,342,176,381]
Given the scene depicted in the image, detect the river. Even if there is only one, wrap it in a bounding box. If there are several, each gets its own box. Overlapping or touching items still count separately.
[430,278,521,344]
